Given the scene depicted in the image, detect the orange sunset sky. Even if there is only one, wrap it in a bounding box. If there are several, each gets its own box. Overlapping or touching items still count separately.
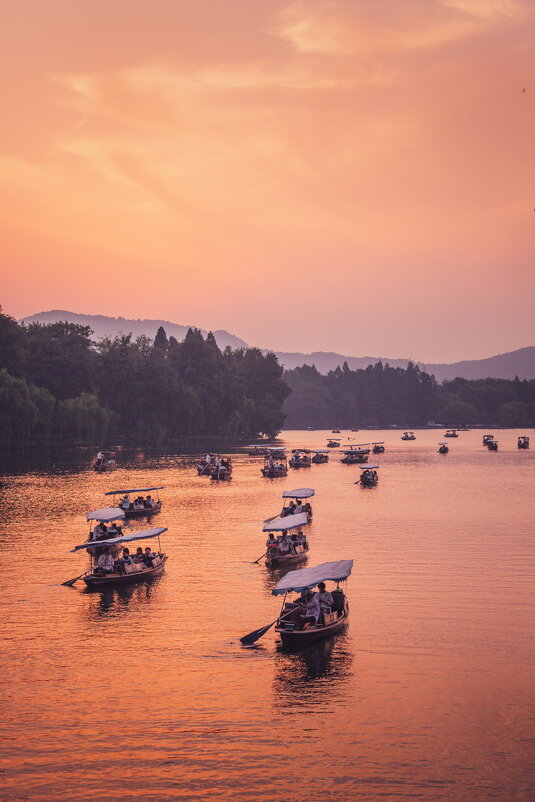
[1,0,534,362]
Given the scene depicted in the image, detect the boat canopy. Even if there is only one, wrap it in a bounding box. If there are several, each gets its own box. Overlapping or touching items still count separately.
[272,560,354,595]
[371,441,385,445]
[311,449,329,454]
[360,465,379,470]
[340,448,369,454]
[266,446,286,452]
[438,442,447,445]
[71,527,168,552]
[263,512,309,532]
[104,486,164,496]
[86,507,126,523]
[282,488,315,499]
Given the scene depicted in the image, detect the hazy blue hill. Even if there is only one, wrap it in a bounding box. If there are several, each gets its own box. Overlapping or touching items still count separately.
[21,310,535,380]
[21,310,249,351]
[275,347,535,380]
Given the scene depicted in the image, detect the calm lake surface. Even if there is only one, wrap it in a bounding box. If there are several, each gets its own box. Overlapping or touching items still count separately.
[1,429,534,801]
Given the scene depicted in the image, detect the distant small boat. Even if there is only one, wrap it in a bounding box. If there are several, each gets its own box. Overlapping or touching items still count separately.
[93,451,117,472]
[105,486,163,517]
[483,434,494,446]
[197,453,218,475]
[261,448,288,478]
[487,440,498,451]
[263,512,310,568]
[272,560,353,648]
[438,442,449,454]
[518,436,530,449]
[331,428,341,434]
[210,457,233,480]
[401,432,416,441]
[340,445,370,464]
[359,465,379,486]
[289,449,312,469]
[311,450,329,464]
[444,429,458,438]
[372,441,385,454]
[326,439,341,448]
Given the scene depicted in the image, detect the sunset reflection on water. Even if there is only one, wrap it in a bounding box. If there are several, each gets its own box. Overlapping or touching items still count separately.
[0,429,533,800]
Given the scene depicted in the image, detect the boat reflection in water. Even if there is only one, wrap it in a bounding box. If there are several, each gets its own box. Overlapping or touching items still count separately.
[84,574,164,619]
[272,634,354,712]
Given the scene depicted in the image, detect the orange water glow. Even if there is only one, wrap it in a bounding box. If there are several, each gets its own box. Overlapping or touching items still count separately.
[1,1,535,360]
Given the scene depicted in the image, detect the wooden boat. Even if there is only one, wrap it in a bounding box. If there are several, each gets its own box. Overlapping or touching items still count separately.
[197,453,219,475]
[487,440,498,451]
[331,428,341,434]
[70,508,168,589]
[261,447,288,477]
[518,436,530,449]
[444,429,458,438]
[401,431,416,440]
[359,465,379,485]
[372,441,385,454]
[326,439,341,448]
[210,457,233,480]
[104,486,163,517]
[350,427,359,432]
[483,434,494,446]
[311,450,329,464]
[437,442,449,454]
[263,512,310,568]
[279,487,314,521]
[93,451,117,472]
[340,445,370,464]
[272,560,353,648]
[289,449,312,469]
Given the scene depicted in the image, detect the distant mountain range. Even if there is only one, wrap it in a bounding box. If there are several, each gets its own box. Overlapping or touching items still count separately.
[22,310,248,352]
[21,310,535,382]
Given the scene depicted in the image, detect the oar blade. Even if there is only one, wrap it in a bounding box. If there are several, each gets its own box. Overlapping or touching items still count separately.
[240,620,275,646]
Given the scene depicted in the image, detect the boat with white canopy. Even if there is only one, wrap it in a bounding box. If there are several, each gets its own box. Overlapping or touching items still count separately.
[67,508,168,588]
[438,442,449,454]
[104,486,163,517]
[401,432,416,440]
[483,434,494,446]
[340,445,370,464]
[289,449,311,469]
[280,488,314,520]
[311,449,329,464]
[444,429,458,438]
[326,438,341,448]
[261,447,288,478]
[263,512,309,568]
[372,441,385,454]
[272,560,353,648]
[359,465,379,486]
[331,428,341,434]
[209,456,233,480]
[487,439,498,451]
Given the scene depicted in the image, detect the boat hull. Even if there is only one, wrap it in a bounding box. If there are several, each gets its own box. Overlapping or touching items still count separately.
[122,502,162,517]
[311,455,328,464]
[276,604,349,648]
[265,547,308,568]
[261,467,288,477]
[83,556,168,588]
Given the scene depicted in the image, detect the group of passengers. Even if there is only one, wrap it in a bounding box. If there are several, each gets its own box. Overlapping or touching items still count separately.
[199,454,230,470]
[360,469,378,482]
[280,499,312,518]
[91,521,123,540]
[283,583,337,629]
[120,494,158,511]
[266,530,307,557]
[94,545,159,576]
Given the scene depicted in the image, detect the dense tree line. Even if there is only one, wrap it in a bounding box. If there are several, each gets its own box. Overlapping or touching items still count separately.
[0,309,289,446]
[283,362,535,428]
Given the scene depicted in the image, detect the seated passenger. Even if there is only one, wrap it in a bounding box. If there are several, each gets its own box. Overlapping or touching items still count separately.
[133,547,144,563]
[142,546,155,568]
[299,591,320,628]
[96,546,115,575]
[108,522,123,536]
[146,495,154,507]
[278,533,295,555]
[294,501,303,514]
[317,581,333,612]
[116,547,133,574]
[296,530,306,545]
[92,522,108,541]
[120,494,131,510]
[303,502,312,515]
[266,533,277,551]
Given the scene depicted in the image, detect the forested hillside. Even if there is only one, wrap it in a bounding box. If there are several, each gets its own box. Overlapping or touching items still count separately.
[0,309,289,446]
[283,362,535,428]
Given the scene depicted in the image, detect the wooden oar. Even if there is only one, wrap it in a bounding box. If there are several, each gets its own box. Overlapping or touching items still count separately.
[61,570,88,587]
[263,514,279,524]
[240,610,295,646]
[252,551,267,564]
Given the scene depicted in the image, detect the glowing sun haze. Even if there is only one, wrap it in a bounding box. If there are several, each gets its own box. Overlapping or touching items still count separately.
[1,0,534,361]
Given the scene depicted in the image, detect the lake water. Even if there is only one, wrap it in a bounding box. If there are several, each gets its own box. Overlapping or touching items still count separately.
[0,429,534,801]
